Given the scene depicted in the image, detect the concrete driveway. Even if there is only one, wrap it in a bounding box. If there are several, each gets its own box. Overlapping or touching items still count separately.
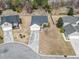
[28,30,39,53]
[70,38,79,56]
[4,30,14,43]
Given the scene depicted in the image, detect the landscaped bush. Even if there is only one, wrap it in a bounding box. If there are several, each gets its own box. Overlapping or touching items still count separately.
[56,17,64,33]
[31,0,38,9]
[56,17,63,28]
[60,27,65,33]
[15,7,22,13]
[43,4,51,13]
[0,36,3,40]
[19,18,22,24]
[67,7,74,16]
[11,5,22,13]
[0,10,2,15]
[42,23,50,28]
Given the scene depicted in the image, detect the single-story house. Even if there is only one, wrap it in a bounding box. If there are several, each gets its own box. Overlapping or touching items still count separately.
[62,16,79,26]
[62,16,79,40]
[31,16,48,30]
[0,15,21,28]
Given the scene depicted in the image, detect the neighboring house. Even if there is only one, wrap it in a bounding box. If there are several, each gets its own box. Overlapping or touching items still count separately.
[31,16,48,27]
[0,15,21,28]
[29,16,48,53]
[62,16,79,40]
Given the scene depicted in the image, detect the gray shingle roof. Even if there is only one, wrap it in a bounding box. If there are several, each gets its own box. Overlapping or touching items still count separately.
[62,16,79,24]
[0,15,20,26]
[64,24,76,35]
[31,16,48,26]
[75,25,79,32]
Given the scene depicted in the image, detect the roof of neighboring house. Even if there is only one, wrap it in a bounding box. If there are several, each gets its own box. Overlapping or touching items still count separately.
[64,24,76,35]
[62,16,79,24]
[0,15,20,25]
[75,25,79,32]
[31,16,48,26]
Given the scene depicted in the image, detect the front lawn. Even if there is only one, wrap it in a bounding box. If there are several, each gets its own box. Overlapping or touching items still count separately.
[39,15,75,55]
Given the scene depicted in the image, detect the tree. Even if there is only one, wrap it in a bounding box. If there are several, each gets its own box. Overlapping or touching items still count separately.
[43,4,51,13]
[0,10,2,15]
[31,0,48,8]
[0,36,3,40]
[67,7,74,16]
[56,17,63,28]
[31,0,38,9]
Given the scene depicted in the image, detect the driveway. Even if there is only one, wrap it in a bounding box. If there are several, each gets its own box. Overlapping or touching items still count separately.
[4,30,14,43]
[28,30,39,53]
[70,38,79,56]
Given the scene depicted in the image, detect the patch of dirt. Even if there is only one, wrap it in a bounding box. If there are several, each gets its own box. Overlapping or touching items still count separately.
[39,15,75,55]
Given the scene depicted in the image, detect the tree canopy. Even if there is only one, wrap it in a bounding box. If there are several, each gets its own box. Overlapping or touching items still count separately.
[56,17,63,28]
[31,0,48,7]
[67,7,74,16]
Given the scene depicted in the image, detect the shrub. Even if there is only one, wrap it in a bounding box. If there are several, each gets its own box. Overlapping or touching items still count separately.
[56,17,63,28]
[67,7,74,16]
[43,4,51,13]
[42,23,50,28]
[0,10,2,15]
[60,27,65,33]
[31,0,38,9]
[15,7,22,13]
[0,36,3,40]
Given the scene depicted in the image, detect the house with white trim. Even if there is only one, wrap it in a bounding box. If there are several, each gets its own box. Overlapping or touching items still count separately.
[0,15,21,28]
[62,16,79,40]
[31,16,48,27]
[28,16,48,53]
